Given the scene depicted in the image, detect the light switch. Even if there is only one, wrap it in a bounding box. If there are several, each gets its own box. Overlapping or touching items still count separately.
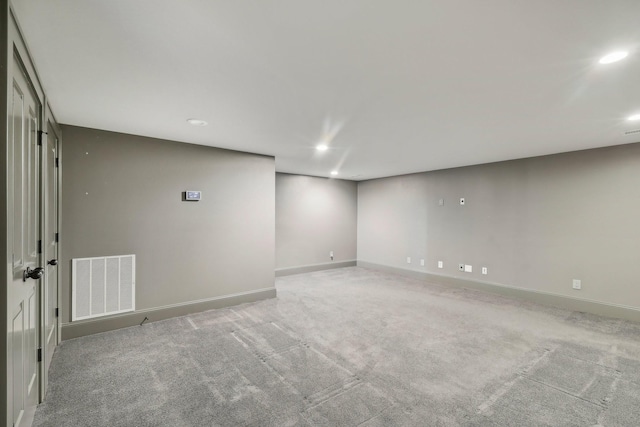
[184,191,201,201]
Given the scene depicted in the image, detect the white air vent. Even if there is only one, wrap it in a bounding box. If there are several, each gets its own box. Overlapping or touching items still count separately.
[72,255,135,321]
[624,129,640,135]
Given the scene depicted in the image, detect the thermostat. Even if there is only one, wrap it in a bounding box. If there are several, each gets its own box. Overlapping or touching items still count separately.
[183,191,201,201]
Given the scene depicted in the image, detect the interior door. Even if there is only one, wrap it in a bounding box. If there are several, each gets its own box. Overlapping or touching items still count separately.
[42,117,59,393]
[8,56,42,427]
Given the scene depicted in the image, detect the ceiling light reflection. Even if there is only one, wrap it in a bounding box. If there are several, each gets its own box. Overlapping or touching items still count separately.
[599,51,628,64]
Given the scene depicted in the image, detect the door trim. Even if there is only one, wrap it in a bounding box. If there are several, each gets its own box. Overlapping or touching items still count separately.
[45,106,62,347]
[39,104,61,399]
[0,0,9,419]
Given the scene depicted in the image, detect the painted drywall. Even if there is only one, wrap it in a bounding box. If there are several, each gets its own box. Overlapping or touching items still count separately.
[358,143,640,310]
[60,125,275,324]
[276,173,357,271]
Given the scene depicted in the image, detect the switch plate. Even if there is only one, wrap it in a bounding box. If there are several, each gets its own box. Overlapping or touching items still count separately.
[420,259,425,266]
[482,267,488,275]
[460,198,465,205]
[438,261,443,269]
[464,265,472,273]
[183,190,202,201]
[572,279,581,290]
[407,257,411,264]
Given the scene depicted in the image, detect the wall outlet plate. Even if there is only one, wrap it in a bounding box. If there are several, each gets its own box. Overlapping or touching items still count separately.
[458,264,464,271]
[482,267,488,275]
[439,198,444,206]
[183,190,201,201]
[460,198,465,205]
[438,261,443,269]
[420,259,425,266]
[464,264,472,273]
[572,279,581,290]
[407,257,411,264]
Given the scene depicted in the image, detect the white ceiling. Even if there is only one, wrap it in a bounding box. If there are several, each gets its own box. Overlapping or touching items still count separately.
[13,0,640,180]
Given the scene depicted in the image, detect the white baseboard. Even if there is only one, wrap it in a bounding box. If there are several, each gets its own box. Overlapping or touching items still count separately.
[357,260,640,323]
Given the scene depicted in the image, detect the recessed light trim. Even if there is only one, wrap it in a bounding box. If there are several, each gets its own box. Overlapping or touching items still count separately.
[330,171,338,176]
[599,51,628,64]
[316,144,328,151]
[628,113,640,121]
[187,118,208,126]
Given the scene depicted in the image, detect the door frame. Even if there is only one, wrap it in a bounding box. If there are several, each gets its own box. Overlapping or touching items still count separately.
[1,0,9,421]
[40,104,61,397]
[45,105,62,348]
[39,104,61,402]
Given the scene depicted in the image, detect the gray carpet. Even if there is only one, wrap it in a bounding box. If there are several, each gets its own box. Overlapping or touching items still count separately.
[34,267,640,426]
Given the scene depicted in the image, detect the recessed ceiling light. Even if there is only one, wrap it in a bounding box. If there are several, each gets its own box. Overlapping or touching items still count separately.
[316,144,328,151]
[187,118,208,126]
[598,51,629,64]
[628,113,640,121]
[330,171,338,176]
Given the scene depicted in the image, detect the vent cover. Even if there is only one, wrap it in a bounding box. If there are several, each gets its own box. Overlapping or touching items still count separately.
[624,129,640,135]
[72,254,135,321]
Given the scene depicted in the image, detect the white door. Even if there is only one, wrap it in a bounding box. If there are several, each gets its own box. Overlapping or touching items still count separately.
[8,56,42,427]
[41,117,60,393]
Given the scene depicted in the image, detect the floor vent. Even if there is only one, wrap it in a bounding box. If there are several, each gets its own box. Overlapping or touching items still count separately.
[72,255,135,321]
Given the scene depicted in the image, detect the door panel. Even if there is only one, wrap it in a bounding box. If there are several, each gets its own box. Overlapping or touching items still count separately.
[28,110,38,261]
[12,81,24,270]
[27,292,38,394]
[9,56,41,427]
[11,303,25,426]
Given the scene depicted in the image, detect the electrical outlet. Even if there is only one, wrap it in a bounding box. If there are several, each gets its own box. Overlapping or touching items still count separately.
[572,279,581,290]
[482,267,488,275]
[420,259,425,266]
[438,261,443,269]
[460,198,465,205]
[407,257,411,264]
[464,264,472,273]
[438,198,444,206]
[330,251,334,260]
[458,264,464,271]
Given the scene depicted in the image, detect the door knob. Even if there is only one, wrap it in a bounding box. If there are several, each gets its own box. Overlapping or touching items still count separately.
[48,259,58,266]
[23,267,44,281]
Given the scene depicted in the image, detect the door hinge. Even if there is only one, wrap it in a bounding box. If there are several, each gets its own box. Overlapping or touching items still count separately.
[55,308,59,318]
[38,240,42,254]
[55,232,59,242]
[37,130,47,146]
[55,157,59,167]
[37,348,42,362]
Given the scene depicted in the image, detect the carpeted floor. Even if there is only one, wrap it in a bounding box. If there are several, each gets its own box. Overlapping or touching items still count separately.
[34,267,640,426]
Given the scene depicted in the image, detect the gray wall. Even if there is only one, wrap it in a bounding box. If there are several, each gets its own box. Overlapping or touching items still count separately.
[276,173,357,270]
[61,125,275,324]
[358,143,640,310]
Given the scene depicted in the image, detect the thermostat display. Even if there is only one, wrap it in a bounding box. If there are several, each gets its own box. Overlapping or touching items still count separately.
[184,191,201,201]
